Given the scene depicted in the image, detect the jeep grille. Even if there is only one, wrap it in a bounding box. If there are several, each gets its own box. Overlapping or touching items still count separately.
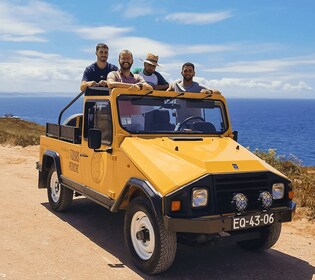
[213,173,269,214]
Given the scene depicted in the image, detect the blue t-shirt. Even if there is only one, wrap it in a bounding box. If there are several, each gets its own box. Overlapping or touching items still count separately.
[82,62,118,82]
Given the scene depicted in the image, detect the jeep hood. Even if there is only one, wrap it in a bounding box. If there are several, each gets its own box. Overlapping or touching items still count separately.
[120,137,287,195]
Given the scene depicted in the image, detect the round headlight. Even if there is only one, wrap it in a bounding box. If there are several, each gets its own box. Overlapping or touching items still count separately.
[192,188,208,207]
[231,193,248,212]
[259,191,273,209]
[272,183,284,199]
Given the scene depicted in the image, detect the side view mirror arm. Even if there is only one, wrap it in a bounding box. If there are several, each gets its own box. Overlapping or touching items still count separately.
[232,130,238,142]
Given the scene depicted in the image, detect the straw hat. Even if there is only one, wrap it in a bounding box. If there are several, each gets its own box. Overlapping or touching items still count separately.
[140,53,160,66]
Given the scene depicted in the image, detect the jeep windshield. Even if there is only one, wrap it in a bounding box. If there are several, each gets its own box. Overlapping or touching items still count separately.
[117,94,228,134]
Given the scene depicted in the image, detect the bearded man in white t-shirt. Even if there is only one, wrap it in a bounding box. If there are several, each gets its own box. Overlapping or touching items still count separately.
[132,53,169,90]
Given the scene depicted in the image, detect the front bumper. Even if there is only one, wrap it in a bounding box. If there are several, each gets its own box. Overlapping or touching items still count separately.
[163,202,296,234]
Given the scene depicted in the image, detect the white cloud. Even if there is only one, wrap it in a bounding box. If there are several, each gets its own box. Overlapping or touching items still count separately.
[0,50,89,92]
[0,34,47,42]
[195,77,313,93]
[163,11,232,25]
[16,50,61,59]
[176,44,237,55]
[112,0,155,18]
[75,26,133,40]
[282,81,312,91]
[0,0,74,42]
[110,36,175,58]
[75,27,238,59]
[206,56,315,73]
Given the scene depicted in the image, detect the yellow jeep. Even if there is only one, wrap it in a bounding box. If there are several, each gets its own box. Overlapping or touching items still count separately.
[37,87,296,274]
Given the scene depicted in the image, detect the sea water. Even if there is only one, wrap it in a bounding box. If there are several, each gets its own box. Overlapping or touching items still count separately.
[0,95,314,166]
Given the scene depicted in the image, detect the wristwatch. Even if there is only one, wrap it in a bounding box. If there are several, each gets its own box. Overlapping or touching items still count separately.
[137,83,143,90]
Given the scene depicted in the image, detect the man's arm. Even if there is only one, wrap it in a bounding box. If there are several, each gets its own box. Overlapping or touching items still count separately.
[80,80,99,92]
[166,83,175,91]
[107,72,153,91]
[154,72,169,90]
[198,84,214,95]
[80,65,105,91]
[106,71,127,89]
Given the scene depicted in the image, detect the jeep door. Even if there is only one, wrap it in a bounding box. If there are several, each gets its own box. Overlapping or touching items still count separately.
[80,99,114,195]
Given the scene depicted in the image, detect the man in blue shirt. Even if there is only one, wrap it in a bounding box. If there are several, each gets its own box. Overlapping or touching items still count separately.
[132,53,169,90]
[80,43,118,92]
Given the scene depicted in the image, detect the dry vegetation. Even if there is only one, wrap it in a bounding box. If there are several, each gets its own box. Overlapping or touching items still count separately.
[0,118,45,146]
[254,149,315,219]
[1,118,314,219]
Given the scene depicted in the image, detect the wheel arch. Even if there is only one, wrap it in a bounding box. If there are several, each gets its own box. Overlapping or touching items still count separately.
[38,150,62,189]
[111,178,162,217]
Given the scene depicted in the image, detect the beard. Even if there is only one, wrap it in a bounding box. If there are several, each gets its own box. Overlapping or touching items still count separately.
[97,55,107,63]
[119,62,132,70]
[120,62,132,70]
[183,75,193,82]
[144,68,154,75]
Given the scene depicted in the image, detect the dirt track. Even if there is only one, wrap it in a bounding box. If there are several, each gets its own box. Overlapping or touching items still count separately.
[0,145,314,280]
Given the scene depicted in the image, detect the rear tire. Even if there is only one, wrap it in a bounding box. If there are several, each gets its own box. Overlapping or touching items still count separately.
[124,197,177,274]
[237,222,282,251]
[47,166,73,212]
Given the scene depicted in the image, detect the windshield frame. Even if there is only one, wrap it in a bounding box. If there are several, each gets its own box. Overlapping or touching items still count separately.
[116,93,229,136]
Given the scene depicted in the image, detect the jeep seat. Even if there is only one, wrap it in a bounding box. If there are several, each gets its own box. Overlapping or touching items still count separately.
[144,109,175,132]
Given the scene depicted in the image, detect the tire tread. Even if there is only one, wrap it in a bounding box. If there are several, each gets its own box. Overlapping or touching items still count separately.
[47,166,73,212]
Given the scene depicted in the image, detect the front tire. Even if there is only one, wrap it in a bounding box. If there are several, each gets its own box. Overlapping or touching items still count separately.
[124,197,177,274]
[237,222,282,251]
[47,166,73,212]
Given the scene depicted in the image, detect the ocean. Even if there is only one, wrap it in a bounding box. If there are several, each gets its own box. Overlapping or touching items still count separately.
[0,95,314,166]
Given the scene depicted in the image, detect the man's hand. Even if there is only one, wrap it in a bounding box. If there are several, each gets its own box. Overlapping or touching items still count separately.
[129,84,141,92]
[98,80,107,87]
[80,80,98,92]
[89,81,99,87]
[200,89,213,95]
[143,83,153,90]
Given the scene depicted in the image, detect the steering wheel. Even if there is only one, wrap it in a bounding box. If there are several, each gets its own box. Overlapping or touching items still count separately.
[177,116,205,131]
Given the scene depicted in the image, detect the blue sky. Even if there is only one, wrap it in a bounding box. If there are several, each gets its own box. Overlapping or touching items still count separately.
[1,0,315,98]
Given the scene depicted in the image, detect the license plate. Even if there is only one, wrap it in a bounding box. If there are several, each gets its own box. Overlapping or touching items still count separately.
[233,213,274,230]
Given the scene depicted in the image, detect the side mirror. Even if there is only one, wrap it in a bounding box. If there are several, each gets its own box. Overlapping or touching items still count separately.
[233,130,238,142]
[88,129,102,150]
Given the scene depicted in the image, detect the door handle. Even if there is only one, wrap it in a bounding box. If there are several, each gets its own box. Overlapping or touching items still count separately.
[79,153,88,157]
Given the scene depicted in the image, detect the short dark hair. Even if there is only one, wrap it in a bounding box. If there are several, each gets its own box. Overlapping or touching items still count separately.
[119,49,133,59]
[96,43,108,51]
[182,62,195,71]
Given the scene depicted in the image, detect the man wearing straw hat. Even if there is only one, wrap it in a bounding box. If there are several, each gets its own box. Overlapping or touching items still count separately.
[132,53,169,90]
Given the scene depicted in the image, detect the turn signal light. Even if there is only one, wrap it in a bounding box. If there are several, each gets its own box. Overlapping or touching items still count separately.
[171,201,181,212]
[288,191,294,200]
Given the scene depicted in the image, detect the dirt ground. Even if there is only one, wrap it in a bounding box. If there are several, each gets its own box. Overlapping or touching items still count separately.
[0,145,314,280]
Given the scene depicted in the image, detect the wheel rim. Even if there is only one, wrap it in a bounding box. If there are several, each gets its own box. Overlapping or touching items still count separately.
[50,171,60,203]
[130,210,155,260]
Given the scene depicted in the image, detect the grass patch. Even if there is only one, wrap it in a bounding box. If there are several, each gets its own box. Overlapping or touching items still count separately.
[0,118,45,146]
[254,149,315,219]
